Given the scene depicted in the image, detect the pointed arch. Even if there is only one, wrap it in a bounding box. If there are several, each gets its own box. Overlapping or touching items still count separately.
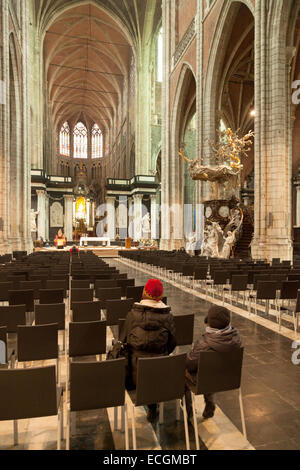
[73,121,88,158]
[203,1,254,166]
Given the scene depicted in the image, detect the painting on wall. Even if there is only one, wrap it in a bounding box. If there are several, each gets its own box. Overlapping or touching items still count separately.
[50,201,63,227]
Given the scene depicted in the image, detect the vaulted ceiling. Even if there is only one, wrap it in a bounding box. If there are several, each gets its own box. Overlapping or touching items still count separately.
[35,0,161,133]
[219,3,254,136]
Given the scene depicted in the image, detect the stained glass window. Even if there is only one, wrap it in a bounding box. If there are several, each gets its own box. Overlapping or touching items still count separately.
[59,122,70,156]
[73,121,88,158]
[91,123,103,158]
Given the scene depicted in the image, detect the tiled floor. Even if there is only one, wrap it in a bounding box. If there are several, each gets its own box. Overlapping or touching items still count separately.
[115,258,300,450]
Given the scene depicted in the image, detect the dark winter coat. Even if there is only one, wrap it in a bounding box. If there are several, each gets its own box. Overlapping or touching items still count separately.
[186,326,242,382]
[120,300,176,386]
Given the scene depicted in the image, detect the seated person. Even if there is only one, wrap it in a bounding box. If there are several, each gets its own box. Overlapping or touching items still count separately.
[120,279,176,421]
[70,245,79,254]
[186,305,242,418]
[54,228,66,249]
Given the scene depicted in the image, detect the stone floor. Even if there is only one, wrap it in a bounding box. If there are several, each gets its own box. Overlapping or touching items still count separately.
[116,258,300,451]
[0,257,299,450]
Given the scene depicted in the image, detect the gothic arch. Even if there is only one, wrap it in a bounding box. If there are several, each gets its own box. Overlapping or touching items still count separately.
[203,1,254,166]
[169,63,196,245]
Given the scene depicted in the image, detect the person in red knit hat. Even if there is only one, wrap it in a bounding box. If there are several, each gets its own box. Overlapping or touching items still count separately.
[142,278,164,302]
[120,278,176,422]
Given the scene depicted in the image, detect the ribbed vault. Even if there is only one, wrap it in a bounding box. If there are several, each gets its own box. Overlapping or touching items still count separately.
[36,0,161,141]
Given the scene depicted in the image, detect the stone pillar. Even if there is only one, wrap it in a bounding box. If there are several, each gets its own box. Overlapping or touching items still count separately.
[296,186,300,227]
[86,200,90,228]
[133,194,143,241]
[128,197,134,238]
[118,195,128,240]
[37,190,46,240]
[150,194,158,239]
[45,193,49,240]
[106,196,116,241]
[160,0,171,250]
[251,0,293,261]
[64,195,73,243]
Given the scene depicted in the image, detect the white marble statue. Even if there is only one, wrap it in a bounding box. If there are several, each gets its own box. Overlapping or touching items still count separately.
[186,232,196,256]
[221,230,235,259]
[201,222,223,257]
[30,209,39,232]
[141,213,150,237]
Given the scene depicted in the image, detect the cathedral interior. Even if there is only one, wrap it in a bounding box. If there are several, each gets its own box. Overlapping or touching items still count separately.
[1,0,300,453]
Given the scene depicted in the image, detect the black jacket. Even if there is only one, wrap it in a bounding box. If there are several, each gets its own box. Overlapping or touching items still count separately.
[120,300,176,386]
[186,326,242,374]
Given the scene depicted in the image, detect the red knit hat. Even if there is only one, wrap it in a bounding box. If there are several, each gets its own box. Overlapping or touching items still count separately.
[143,279,163,302]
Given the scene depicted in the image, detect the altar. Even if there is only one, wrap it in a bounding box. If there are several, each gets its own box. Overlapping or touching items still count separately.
[79,236,110,247]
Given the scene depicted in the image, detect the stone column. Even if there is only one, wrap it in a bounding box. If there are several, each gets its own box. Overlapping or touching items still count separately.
[106,196,116,241]
[118,195,128,240]
[150,194,158,239]
[160,0,171,250]
[64,195,73,243]
[133,194,143,241]
[251,0,293,261]
[86,200,90,228]
[128,197,134,238]
[45,193,49,240]
[37,190,46,240]
[296,186,300,227]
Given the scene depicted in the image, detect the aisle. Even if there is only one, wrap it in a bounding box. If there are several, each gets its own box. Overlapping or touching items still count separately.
[113,258,300,450]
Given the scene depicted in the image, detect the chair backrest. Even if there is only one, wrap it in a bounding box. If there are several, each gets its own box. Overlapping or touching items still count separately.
[0,366,57,420]
[295,290,300,313]
[17,323,58,362]
[135,354,187,406]
[96,287,122,307]
[20,281,42,300]
[69,321,106,357]
[94,279,118,290]
[194,349,244,395]
[173,314,194,346]
[256,281,277,299]
[71,288,94,306]
[213,270,228,285]
[46,279,68,294]
[72,300,101,322]
[280,281,299,300]
[71,280,91,289]
[125,286,144,302]
[0,282,13,301]
[231,275,248,291]
[39,289,64,304]
[194,267,208,280]
[0,305,26,333]
[105,299,134,326]
[9,289,34,311]
[0,326,7,364]
[116,279,135,296]
[35,303,65,330]
[70,359,125,412]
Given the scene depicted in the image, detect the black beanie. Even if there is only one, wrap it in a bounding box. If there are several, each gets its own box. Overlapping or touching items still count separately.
[205,305,231,329]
